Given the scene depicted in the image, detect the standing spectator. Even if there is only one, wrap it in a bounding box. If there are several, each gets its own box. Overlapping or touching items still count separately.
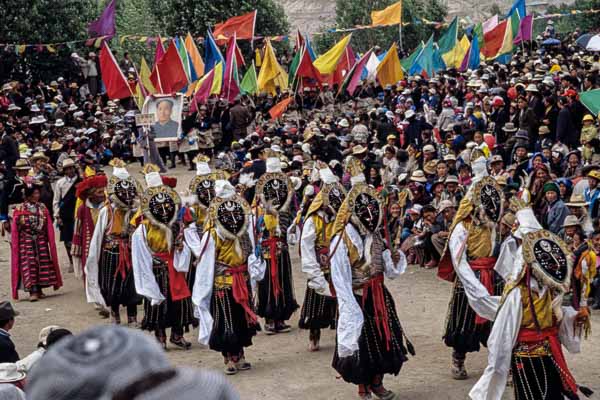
[87,52,99,97]
[556,96,578,149]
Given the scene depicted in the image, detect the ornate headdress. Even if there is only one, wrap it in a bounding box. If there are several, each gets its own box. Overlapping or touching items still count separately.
[256,155,294,211]
[306,163,346,218]
[107,158,142,208]
[333,183,383,236]
[140,164,181,228]
[75,174,108,200]
[208,179,251,240]
[522,230,572,293]
[188,155,226,209]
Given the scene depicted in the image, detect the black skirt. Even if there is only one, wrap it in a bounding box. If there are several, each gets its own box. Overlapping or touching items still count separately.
[257,247,299,321]
[98,244,141,308]
[209,285,259,356]
[59,217,75,243]
[511,353,572,400]
[332,285,410,385]
[298,284,337,330]
[141,262,195,332]
[443,271,504,354]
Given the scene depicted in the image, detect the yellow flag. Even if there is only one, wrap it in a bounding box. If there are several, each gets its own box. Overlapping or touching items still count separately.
[257,40,283,95]
[210,62,223,95]
[313,34,352,75]
[376,43,403,86]
[139,57,156,95]
[442,35,470,69]
[371,1,402,27]
[134,83,144,110]
[255,48,262,67]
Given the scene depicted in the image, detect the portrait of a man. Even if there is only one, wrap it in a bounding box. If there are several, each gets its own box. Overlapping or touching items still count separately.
[142,94,183,142]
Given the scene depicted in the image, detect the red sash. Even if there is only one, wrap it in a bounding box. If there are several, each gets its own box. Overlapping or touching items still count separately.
[154,252,191,301]
[115,238,132,280]
[470,257,496,325]
[362,275,391,351]
[226,264,258,324]
[262,237,283,300]
[517,327,578,396]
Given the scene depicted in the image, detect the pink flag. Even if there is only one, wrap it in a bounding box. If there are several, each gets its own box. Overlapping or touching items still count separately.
[88,0,116,37]
[482,15,499,34]
[154,37,165,68]
[514,15,533,44]
[222,34,240,103]
[345,50,372,96]
[190,69,216,113]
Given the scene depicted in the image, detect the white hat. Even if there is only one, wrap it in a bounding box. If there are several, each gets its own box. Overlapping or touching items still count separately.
[215,179,236,199]
[30,104,41,112]
[525,84,539,92]
[196,160,211,175]
[514,207,542,239]
[7,104,20,111]
[73,111,84,118]
[423,144,436,153]
[55,119,64,127]
[266,157,282,173]
[338,118,350,128]
[145,172,163,188]
[0,363,26,383]
[319,166,338,184]
[405,109,415,119]
[68,104,78,111]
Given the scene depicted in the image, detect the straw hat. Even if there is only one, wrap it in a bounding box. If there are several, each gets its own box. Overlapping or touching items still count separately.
[352,145,368,155]
[14,159,31,171]
[424,160,438,175]
[410,170,427,183]
[0,363,26,383]
[30,152,49,162]
[50,141,63,151]
[562,215,580,228]
[61,158,76,169]
[565,193,589,207]
[437,200,456,214]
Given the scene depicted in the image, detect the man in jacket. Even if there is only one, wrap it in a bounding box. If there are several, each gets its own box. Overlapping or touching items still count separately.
[0,302,19,363]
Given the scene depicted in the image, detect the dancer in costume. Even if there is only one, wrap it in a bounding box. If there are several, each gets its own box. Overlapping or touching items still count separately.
[131,165,194,349]
[437,153,504,379]
[11,181,63,301]
[190,179,265,375]
[329,158,413,400]
[85,160,142,325]
[255,150,299,334]
[299,162,345,351]
[470,200,593,400]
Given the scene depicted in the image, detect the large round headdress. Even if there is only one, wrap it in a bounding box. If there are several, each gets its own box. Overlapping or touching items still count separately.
[208,180,251,239]
[256,150,294,211]
[522,230,572,293]
[188,155,226,209]
[140,164,181,227]
[107,159,142,208]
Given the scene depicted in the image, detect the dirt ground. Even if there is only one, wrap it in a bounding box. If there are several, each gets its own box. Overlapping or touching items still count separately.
[1,165,599,399]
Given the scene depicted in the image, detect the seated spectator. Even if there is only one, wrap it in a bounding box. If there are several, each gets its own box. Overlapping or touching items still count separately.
[0,303,19,364]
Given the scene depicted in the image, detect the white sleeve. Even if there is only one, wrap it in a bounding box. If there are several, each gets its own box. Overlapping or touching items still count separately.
[183,223,203,258]
[131,225,165,306]
[16,348,45,373]
[450,222,500,321]
[559,306,581,354]
[173,243,191,273]
[494,237,518,281]
[330,231,364,358]
[382,248,407,279]
[247,215,266,287]
[286,223,299,245]
[301,217,331,297]
[52,179,62,219]
[84,206,107,306]
[469,288,522,400]
[191,232,215,345]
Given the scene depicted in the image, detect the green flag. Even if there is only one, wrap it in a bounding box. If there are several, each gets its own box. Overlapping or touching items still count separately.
[580,89,600,116]
[240,62,258,95]
[510,12,520,39]
[438,17,458,55]
[177,37,191,80]
[474,23,485,49]
[288,49,302,86]
[401,42,424,71]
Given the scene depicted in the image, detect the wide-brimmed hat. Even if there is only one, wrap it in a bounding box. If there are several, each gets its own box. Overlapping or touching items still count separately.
[490,155,503,164]
[424,160,438,175]
[0,364,25,383]
[437,200,456,213]
[525,84,539,92]
[410,170,427,183]
[445,175,459,184]
[30,151,49,162]
[7,104,20,112]
[562,215,580,228]
[50,141,63,151]
[14,159,31,171]
[61,158,76,169]
[352,145,368,155]
[405,109,415,119]
[502,122,518,132]
[565,193,589,207]
[588,169,600,181]
[514,130,529,140]
[538,125,551,135]
[54,119,64,127]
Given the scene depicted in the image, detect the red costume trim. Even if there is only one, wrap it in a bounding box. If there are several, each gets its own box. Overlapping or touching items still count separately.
[226,264,258,324]
[470,257,496,325]
[262,237,283,300]
[154,252,191,301]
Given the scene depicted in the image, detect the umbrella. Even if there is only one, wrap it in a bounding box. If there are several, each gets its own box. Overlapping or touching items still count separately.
[575,33,594,48]
[586,34,600,51]
[542,38,561,46]
[580,89,600,116]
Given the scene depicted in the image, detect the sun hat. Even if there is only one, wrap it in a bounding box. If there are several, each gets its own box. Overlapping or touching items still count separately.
[0,364,25,383]
[410,170,427,183]
[562,215,580,228]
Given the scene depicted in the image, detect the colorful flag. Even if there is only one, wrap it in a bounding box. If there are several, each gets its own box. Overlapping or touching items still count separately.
[288,49,302,86]
[185,33,204,81]
[510,11,520,38]
[371,1,402,27]
[474,23,485,49]
[460,32,480,71]
[341,49,372,96]
[401,42,424,71]
[442,35,470,69]
[213,10,257,45]
[507,0,526,18]
[190,69,216,112]
[211,62,224,95]
[268,97,294,120]
[365,52,381,81]
[139,57,156,95]
[483,15,499,34]
[513,15,533,44]
[204,30,225,72]
[329,46,356,86]
[313,34,352,75]
[99,42,132,99]
[482,20,508,59]
[257,40,285,95]
[240,62,258,95]
[150,39,189,94]
[154,37,165,68]
[88,0,116,37]
[377,43,403,86]
[498,17,514,56]
[410,36,435,76]
[295,47,322,88]
[175,37,191,81]
[437,17,458,55]
[222,35,240,103]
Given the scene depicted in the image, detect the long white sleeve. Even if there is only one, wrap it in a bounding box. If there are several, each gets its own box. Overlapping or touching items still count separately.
[131,225,165,306]
[300,216,331,296]
[469,288,522,400]
[559,306,582,354]
[494,236,519,281]
[330,229,364,358]
[84,206,108,306]
[450,222,500,321]
[191,232,215,345]
[183,223,203,257]
[247,215,266,285]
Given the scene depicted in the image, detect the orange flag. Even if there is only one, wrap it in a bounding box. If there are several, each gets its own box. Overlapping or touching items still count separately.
[213,10,257,45]
[371,1,402,27]
[268,97,294,120]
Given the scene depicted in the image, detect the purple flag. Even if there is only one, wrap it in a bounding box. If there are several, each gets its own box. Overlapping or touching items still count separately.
[88,0,116,38]
[513,15,533,44]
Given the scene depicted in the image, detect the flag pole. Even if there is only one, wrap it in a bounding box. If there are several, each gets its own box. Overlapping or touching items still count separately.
[399,23,404,53]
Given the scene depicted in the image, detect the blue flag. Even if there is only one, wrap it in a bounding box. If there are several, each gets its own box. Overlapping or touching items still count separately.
[204,30,225,72]
[507,0,526,18]
[468,33,481,69]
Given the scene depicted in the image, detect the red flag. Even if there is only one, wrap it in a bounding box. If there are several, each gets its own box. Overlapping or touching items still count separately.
[344,49,372,96]
[213,11,257,45]
[482,20,508,59]
[268,97,294,120]
[294,29,305,52]
[190,69,216,113]
[222,35,240,103]
[150,39,188,94]
[154,37,165,68]
[99,42,132,99]
[295,47,322,89]
[324,45,356,86]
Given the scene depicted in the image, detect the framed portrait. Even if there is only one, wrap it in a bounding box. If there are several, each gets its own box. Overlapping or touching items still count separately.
[142,94,183,142]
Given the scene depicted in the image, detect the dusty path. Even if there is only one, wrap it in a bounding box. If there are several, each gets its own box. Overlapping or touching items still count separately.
[1,165,598,399]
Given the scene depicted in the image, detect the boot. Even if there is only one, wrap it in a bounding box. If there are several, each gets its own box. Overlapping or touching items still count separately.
[451,351,468,380]
[309,328,321,352]
[370,376,396,400]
